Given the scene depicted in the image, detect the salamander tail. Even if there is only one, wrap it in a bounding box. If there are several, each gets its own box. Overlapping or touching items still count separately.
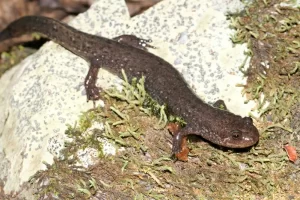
[0,29,12,42]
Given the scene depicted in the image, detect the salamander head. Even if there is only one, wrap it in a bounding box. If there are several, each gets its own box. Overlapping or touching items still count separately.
[215,116,259,148]
[199,115,259,149]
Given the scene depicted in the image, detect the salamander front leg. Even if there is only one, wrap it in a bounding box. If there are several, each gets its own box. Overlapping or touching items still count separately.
[168,123,189,161]
[84,65,101,101]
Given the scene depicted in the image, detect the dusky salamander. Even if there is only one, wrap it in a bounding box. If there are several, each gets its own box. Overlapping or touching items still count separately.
[0,16,259,160]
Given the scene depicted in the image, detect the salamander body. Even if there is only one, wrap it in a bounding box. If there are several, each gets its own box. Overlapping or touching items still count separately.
[0,16,259,159]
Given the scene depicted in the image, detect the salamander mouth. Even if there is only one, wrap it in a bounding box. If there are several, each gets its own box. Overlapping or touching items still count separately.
[222,135,259,148]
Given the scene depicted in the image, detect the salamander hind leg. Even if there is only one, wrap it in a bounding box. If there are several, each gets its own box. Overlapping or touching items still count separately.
[113,35,156,50]
[84,63,101,101]
[213,99,228,111]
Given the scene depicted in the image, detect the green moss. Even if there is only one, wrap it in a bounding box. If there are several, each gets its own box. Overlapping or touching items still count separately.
[229,0,300,197]
[230,0,300,126]
[29,65,293,198]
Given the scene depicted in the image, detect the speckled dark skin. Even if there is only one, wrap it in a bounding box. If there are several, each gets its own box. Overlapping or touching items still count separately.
[0,16,259,155]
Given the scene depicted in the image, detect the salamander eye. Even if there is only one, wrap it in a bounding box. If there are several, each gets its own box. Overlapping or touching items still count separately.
[231,130,241,139]
[244,117,253,125]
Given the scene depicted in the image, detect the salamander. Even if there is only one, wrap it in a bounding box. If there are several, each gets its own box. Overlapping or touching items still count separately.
[0,16,259,160]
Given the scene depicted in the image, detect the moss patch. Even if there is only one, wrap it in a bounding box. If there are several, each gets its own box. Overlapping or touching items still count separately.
[26,66,296,199]
[229,0,300,198]
[230,0,300,125]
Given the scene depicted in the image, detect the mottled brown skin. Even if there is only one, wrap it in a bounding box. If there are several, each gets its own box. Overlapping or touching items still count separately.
[0,16,259,157]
